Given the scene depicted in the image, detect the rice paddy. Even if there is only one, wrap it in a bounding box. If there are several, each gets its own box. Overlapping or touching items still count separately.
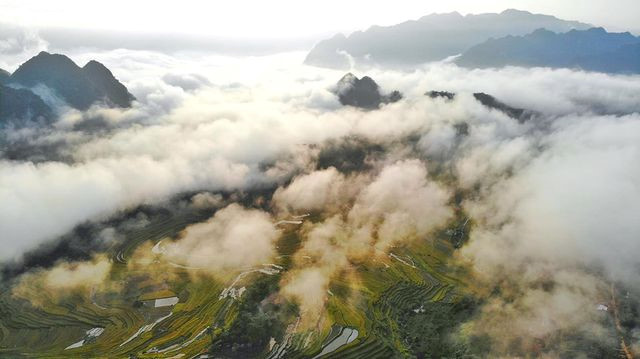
[0,211,470,358]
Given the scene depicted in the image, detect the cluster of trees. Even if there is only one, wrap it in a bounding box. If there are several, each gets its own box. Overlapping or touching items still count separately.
[212,276,298,358]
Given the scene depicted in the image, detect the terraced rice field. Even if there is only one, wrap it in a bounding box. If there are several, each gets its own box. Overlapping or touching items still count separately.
[0,211,466,358]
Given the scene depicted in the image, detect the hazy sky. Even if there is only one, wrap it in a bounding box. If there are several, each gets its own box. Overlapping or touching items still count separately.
[1,0,639,38]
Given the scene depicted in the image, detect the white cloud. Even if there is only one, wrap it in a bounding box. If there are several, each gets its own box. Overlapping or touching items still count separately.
[165,203,279,270]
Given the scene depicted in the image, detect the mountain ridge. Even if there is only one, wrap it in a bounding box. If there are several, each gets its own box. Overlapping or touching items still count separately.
[427,90,537,122]
[304,9,591,69]
[0,68,9,84]
[1,52,135,127]
[9,51,135,110]
[456,27,640,73]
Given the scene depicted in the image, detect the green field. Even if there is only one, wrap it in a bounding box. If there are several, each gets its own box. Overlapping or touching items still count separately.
[0,208,479,359]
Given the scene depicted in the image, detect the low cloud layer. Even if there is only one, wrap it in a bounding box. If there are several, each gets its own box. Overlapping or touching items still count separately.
[12,255,113,307]
[462,113,640,278]
[277,159,453,320]
[165,203,279,270]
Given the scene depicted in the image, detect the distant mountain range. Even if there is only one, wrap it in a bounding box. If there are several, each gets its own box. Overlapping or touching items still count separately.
[456,27,640,73]
[0,51,134,127]
[305,9,591,69]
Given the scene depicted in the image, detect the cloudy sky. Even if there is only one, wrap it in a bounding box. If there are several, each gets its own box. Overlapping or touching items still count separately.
[1,0,639,38]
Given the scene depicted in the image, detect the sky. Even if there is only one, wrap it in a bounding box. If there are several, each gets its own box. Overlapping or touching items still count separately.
[1,0,639,39]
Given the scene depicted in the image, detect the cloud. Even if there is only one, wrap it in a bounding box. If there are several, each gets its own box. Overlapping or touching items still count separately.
[0,155,252,261]
[164,204,279,271]
[460,270,614,355]
[273,167,353,213]
[348,159,452,248]
[453,114,640,355]
[2,52,638,266]
[43,256,111,290]
[281,267,331,319]
[12,255,112,307]
[162,73,212,91]
[461,113,640,279]
[277,159,452,321]
[190,192,224,209]
[0,23,48,70]
[2,52,637,268]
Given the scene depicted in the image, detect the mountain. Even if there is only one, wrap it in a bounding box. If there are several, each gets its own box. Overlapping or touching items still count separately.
[578,42,640,73]
[427,90,537,122]
[0,69,9,84]
[305,9,591,69]
[0,52,135,128]
[335,73,402,109]
[0,85,54,126]
[427,91,456,101]
[82,60,136,108]
[456,27,640,73]
[472,93,537,122]
[9,51,135,110]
